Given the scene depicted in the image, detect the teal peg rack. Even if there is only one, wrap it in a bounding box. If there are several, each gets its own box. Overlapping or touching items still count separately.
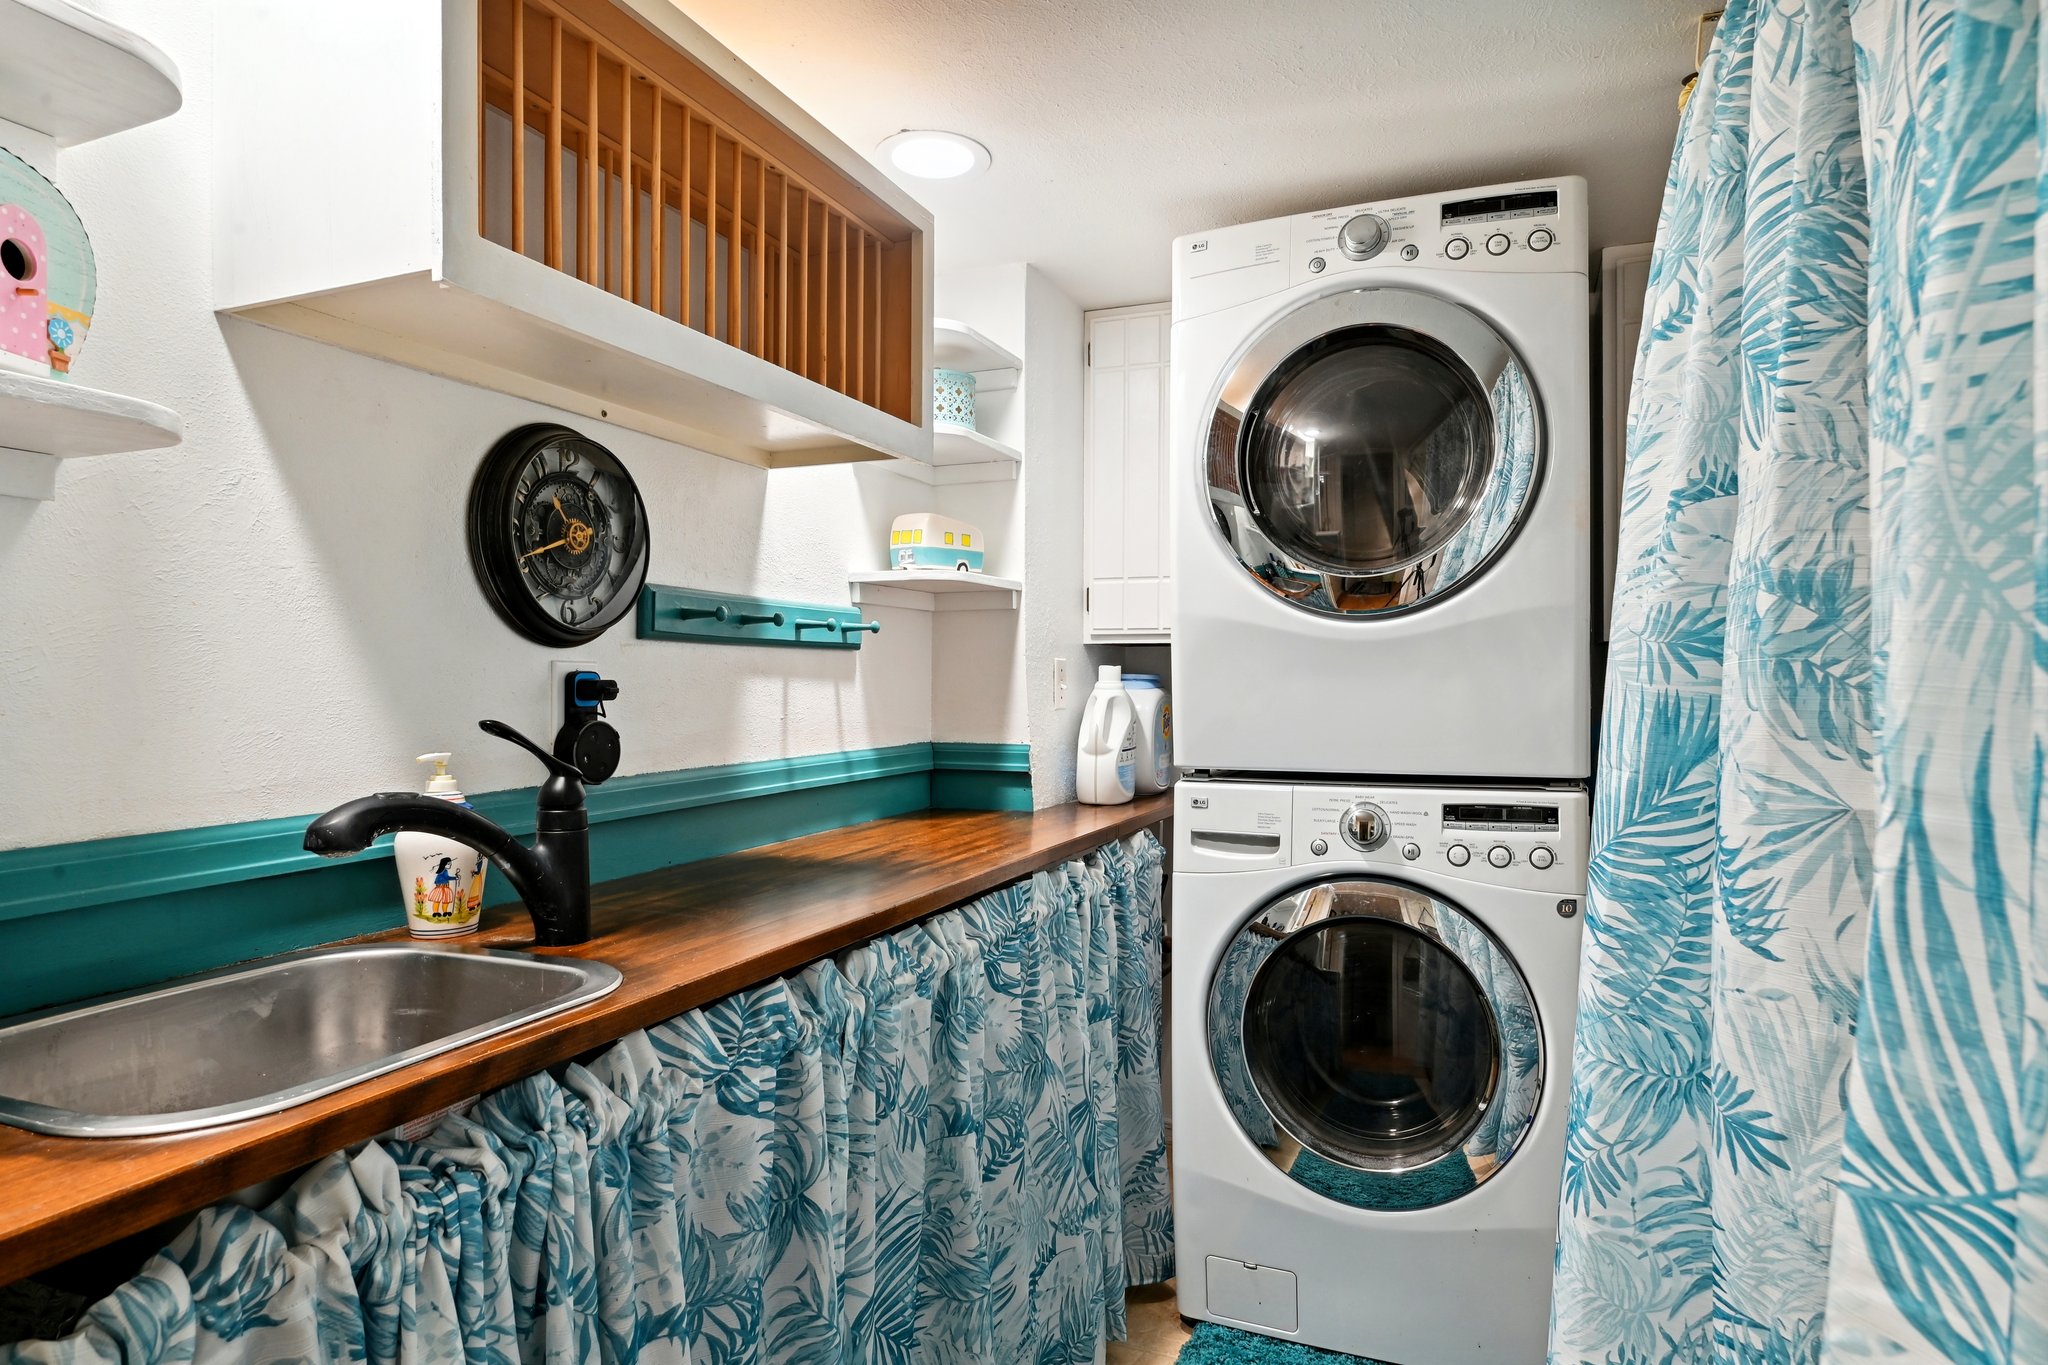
[637,585,881,650]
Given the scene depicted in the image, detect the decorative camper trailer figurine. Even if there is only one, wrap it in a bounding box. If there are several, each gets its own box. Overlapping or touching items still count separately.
[0,147,95,378]
[889,513,985,573]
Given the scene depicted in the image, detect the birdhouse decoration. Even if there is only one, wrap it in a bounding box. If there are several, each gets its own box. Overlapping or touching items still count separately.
[0,147,95,378]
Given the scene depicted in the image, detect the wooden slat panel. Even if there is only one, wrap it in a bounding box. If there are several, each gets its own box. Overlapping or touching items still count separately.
[798,188,811,379]
[617,54,632,301]
[647,88,662,315]
[704,129,720,341]
[778,175,790,368]
[545,17,562,270]
[584,40,599,287]
[684,105,700,327]
[510,1,527,256]
[480,0,915,416]
[725,139,741,352]
[752,152,765,357]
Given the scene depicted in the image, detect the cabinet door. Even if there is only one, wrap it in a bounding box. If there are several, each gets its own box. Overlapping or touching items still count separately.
[1084,304,1172,642]
[1600,245,1653,641]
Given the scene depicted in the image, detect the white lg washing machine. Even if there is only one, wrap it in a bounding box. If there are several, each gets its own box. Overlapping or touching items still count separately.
[1170,178,1593,780]
[1172,778,1586,1364]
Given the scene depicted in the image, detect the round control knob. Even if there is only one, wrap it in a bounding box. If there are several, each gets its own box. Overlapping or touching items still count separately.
[1530,846,1556,870]
[1485,233,1512,256]
[1401,841,1421,861]
[1528,227,1555,252]
[1337,213,1390,261]
[1339,801,1391,852]
[1310,837,1329,857]
[1487,845,1514,868]
[1446,843,1471,867]
[1444,236,1471,260]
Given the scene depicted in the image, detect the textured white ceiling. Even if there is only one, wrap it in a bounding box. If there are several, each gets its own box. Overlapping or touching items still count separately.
[680,0,1699,308]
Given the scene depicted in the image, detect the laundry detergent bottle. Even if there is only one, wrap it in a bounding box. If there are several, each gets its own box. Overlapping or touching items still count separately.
[1076,665,1138,805]
[1123,673,1174,794]
[393,752,488,938]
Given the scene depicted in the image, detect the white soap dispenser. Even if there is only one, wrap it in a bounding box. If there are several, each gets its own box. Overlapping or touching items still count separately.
[393,753,487,938]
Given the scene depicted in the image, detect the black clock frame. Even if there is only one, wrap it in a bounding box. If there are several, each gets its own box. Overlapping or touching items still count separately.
[467,423,651,647]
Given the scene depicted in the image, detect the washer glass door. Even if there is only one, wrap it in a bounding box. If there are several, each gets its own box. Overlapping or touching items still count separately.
[1205,287,1541,616]
[1208,877,1542,1210]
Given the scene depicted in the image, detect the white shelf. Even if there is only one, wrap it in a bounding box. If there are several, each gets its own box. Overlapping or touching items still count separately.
[882,423,1020,486]
[0,369,182,500]
[932,423,1021,468]
[0,0,182,147]
[849,570,1022,612]
[932,318,1022,375]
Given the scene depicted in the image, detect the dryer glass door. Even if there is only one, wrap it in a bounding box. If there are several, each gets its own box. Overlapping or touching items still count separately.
[1208,876,1542,1210]
[1206,287,1541,617]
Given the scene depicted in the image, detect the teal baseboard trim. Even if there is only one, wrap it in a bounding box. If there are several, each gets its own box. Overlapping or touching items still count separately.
[0,744,938,927]
[929,742,1034,812]
[0,742,1023,1016]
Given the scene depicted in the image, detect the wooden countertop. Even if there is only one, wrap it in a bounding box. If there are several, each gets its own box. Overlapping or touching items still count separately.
[0,797,1170,1287]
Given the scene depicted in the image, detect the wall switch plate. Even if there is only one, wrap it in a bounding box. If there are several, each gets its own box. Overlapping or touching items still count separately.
[549,659,597,739]
[1053,657,1069,710]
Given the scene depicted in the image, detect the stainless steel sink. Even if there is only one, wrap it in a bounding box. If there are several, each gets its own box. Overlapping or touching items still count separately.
[0,943,622,1137]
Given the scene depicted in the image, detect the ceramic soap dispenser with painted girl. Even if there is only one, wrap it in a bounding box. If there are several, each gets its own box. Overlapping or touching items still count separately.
[394,752,487,937]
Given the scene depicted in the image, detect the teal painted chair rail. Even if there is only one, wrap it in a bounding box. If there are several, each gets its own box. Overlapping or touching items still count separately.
[0,741,1031,1015]
[637,584,881,649]
[931,741,1033,812]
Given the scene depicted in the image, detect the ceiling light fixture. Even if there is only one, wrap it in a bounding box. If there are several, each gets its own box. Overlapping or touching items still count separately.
[878,129,991,181]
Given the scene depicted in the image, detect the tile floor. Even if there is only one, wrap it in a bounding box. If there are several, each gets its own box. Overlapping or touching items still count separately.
[1108,1280,1194,1365]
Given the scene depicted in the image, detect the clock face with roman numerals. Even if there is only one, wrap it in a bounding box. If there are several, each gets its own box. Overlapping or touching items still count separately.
[467,424,650,646]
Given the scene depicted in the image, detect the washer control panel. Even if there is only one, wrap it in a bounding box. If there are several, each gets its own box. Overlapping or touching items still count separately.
[1175,780,1590,889]
[1294,786,1587,890]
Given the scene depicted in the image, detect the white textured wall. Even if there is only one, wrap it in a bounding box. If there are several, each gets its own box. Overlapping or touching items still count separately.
[930,266,1029,748]
[0,0,935,851]
[1019,267,1110,807]
[928,264,1100,805]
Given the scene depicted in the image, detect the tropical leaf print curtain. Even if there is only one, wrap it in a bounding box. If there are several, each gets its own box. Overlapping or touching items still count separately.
[1,833,1171,1365]
[1551,0,2048,1362]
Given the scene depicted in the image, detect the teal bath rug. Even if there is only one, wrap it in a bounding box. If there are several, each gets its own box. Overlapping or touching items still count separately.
[1176,1321,1390,1363]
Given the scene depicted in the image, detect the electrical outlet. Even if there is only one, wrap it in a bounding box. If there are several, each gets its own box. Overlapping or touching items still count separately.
[549,659,597,740]
[1052,657,1069,710]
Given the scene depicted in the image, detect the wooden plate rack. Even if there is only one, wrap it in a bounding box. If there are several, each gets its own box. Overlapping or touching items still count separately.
[477,0,916,425]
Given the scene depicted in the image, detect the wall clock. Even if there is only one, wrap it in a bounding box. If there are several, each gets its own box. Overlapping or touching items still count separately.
[467,423,650,646]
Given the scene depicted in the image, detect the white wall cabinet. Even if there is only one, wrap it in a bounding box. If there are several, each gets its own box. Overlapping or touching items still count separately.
[1600,245,1653,639]
[1083,303,1171,643]
[214,0,933,473]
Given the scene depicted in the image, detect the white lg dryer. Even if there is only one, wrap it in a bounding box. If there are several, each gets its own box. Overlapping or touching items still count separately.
[1170,178,1593,780]
[1172,778,1586,1364]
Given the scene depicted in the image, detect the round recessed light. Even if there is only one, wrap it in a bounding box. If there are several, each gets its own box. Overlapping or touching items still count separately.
[878,129,991,181]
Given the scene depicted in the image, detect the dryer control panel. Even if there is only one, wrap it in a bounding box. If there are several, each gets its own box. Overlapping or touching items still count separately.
[1176,779,1589,891]
[1289,179,1588,287]
[1172,175,1588,323]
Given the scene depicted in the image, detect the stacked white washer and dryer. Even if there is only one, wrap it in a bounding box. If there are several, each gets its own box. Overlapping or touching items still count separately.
[1167,177,1594,1364]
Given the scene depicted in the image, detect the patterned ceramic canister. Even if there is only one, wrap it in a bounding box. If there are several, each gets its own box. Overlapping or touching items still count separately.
[932,367,977,430]
[0,147,93,378]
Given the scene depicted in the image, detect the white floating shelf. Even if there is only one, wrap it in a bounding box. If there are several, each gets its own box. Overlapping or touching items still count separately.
[849,570,1022,612]
[932,318,1022,375]
[932,423,1021,468]
[0,370,183,501]
[885,423,1020,485]
[0,0,182,147]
